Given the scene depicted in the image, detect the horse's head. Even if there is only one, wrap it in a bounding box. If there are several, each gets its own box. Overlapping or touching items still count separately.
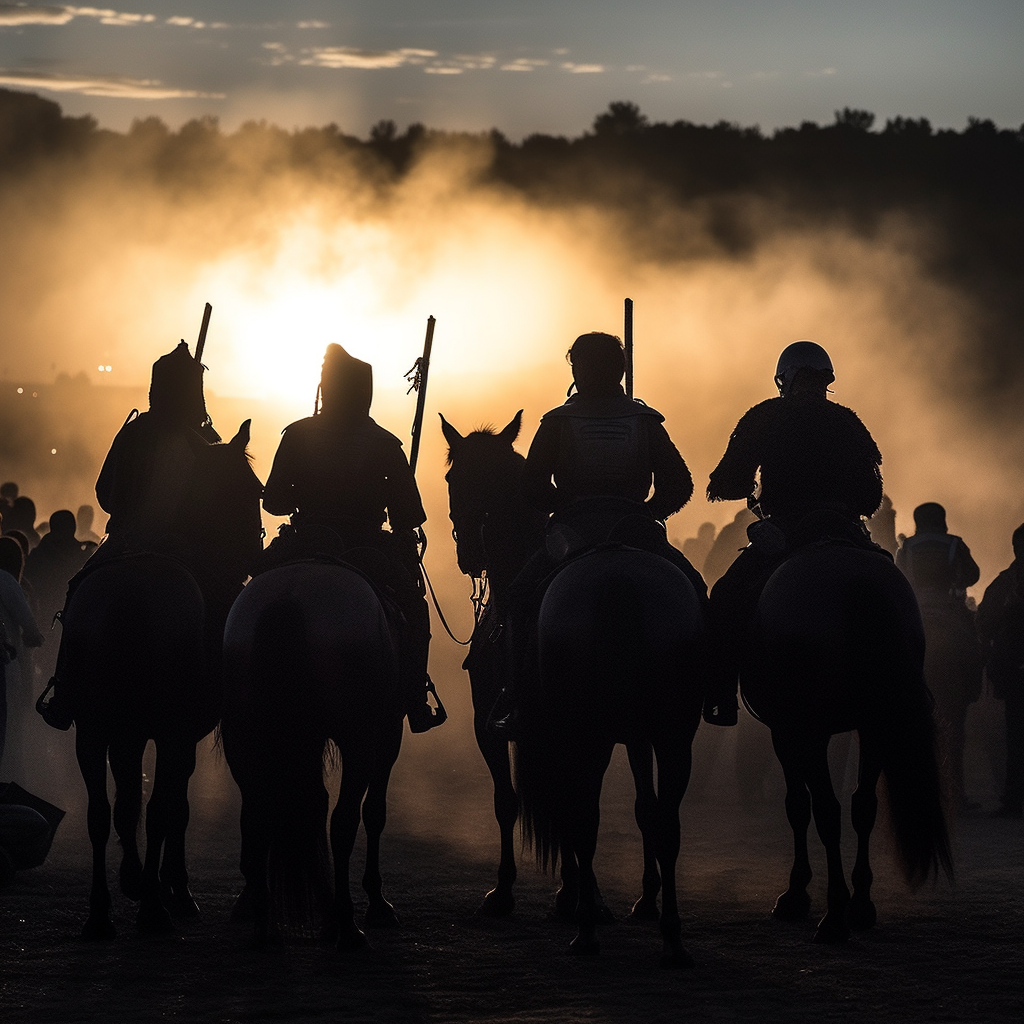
[441,411,529,580]
[179,420,265,586]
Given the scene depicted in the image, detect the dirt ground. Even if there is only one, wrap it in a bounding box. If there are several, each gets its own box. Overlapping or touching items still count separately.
[1,697,1021,1024]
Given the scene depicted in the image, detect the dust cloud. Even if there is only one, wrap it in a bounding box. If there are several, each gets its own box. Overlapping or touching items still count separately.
[1,108,1020,852]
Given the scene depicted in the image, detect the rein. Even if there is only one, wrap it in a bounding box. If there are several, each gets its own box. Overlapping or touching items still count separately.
[418,528,486,647]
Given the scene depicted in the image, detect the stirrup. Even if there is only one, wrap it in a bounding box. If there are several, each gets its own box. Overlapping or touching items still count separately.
[36,678,74,731]
[408,677,447,733]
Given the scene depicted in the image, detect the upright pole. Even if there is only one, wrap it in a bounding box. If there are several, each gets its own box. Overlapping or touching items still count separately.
[194,302,213,363]
[408,315,435,475]
[624,297,634,399]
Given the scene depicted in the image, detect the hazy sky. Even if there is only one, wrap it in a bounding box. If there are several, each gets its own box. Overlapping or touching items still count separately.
[0,1,1020,138]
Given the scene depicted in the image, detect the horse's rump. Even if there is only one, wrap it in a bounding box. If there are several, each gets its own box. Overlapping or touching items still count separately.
[534,546,705,735]
[744,544,926,732]
[63,553,208,733]
[223,560,399,746]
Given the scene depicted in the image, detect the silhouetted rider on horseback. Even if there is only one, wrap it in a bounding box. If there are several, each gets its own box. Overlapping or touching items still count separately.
[38,341,221,730]
[260,344,445,733]
[705,340,886,726]
[491,332,706,734]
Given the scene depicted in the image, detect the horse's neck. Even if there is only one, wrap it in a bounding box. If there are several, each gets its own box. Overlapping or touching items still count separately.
[483,498,545,597]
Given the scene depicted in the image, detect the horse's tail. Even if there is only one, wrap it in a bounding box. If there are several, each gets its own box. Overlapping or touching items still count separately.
[513,720,566,875]
[247,599,334,936]
[856,589,955,889]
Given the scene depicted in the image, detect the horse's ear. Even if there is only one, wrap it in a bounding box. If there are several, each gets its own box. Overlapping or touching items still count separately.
[497,410,523,446]
[439,413,464,452]
[230,419,252,448]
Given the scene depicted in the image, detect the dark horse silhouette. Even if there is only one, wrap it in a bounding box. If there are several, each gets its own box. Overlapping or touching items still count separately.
[741,541,954,943]
[441,412,706,965]
[62,422,263,939]
[221,557,404,950]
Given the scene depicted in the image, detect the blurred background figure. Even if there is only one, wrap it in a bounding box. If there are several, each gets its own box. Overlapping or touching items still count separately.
[0,534,44,772]
[702,508,757,589]
[869,493,899,556]
[2,495,40,549]
[75,504,103,547]
[681,521,717,576]
[977,523,1024,818]
[897,502,984,811]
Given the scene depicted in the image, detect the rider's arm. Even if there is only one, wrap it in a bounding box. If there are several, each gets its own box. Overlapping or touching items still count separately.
[381,440,427,532]
[521,417,564,513]
[646,423,693,521]
[707,407,761,503]
[261,428,301,517]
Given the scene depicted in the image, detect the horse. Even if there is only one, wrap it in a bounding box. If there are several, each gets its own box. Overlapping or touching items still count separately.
[740,541,955,943]
[917,597,984,810]
[63,422,263,939]
[441,412,705,965]
[220,557,404,950]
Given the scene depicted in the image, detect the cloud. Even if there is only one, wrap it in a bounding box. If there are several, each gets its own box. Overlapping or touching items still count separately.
[806,67,838,77]
[295,46,436,70]
[500,58,549,72]
[0,68,222,98]
[0,4,73,25]
[561,62,604,74]
[64,6,156,27]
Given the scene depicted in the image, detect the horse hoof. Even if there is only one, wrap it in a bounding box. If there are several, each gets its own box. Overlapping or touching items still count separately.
[337,926,371,955]
[627,897,660,923]
[569,935,601,956]
[847,898,877,931]
[594,898,616,926]
[813,915,851,944]
[772,890,812,921]
[230,889,254,923]
[81,917,117,942]
[660,946,696,970]
[364,902,400,929]
[119,864,144,902]
[477,888,515,918]
[137,903,175,935]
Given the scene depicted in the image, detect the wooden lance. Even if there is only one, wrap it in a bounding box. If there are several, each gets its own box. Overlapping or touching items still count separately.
[624,297,634,399]
[407,315,436,476]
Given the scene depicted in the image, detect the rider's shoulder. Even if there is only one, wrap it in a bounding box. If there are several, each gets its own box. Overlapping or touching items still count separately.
[541,391,664,423]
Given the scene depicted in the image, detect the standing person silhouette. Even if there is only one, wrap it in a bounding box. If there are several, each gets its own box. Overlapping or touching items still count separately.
[978,523,1024,818]
[261,344,445,733]
[705,340,886,726]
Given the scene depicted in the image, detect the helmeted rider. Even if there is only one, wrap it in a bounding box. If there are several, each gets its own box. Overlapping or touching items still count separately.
[491,331,707,734]
[704,340,886,725]
[37,341,220,730]
[260,343,445,733]
[896,503,980,616]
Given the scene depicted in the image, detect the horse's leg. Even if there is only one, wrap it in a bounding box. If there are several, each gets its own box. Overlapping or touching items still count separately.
[135,740,178,934]
[158,740,201,918]
[332,756,372,952]
[652,734,696,969]
[76,727,117,940]
[568,742,614,956]
[236,786,273,946]
[625,739,661,922]
[770,730,814,921]
[107,733,147,902]
[473,715,518,918]
[848,732,881,931]
[362,721,402,930]
[804,735,851,944]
